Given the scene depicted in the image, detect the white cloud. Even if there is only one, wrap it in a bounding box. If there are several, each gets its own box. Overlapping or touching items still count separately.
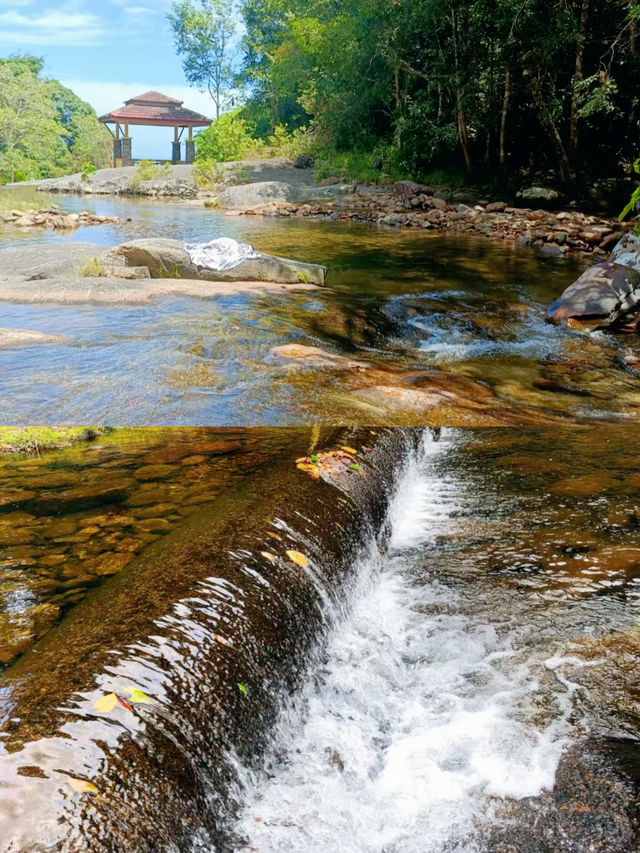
[0,2,104,45]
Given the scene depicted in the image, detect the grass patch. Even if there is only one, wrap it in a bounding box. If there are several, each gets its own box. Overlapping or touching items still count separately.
[0,427,113,455]
[81,257,108,277]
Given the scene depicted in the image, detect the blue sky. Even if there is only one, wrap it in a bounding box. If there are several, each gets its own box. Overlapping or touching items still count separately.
[0,0,227,158]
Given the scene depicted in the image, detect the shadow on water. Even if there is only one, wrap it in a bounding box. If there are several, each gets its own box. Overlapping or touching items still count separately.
[2,188,639,424]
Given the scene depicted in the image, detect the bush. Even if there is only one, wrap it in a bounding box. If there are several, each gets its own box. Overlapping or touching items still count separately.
[314,147,396,184]
[267,125,311,160]
[130,159,172,187]
[193,160,252,190]
[195,109,261,163]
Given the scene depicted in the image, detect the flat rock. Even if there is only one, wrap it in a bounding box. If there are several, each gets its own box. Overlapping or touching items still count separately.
[0,328,71,348]
[0,275,321,305]
[0,243,110,281]
[219,181,297,211]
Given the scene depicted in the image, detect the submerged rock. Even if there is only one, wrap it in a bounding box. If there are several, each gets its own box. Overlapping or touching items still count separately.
[0,328,71,348]
[108,238,327,286]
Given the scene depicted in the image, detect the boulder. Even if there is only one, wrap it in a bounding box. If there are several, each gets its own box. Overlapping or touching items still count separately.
[518,186,564,204]
[293,154,314,169]
[107,239,327,286]
[610,232,640,272]
[219,181,297,211]
[546,262,640,329]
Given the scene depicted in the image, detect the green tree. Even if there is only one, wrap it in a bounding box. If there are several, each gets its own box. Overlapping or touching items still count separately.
[0,56,110,183]
[168,0,237,119]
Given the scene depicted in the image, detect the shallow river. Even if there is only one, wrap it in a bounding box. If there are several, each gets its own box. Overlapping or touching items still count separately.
[1,428,639,851]
[2,188,639,425]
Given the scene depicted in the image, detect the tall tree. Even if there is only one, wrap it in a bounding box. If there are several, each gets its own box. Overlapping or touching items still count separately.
[168,0,237,119]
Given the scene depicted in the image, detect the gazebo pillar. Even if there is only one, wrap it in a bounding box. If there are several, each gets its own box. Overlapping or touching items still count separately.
[186,126,196,163]
[172,126,182,164]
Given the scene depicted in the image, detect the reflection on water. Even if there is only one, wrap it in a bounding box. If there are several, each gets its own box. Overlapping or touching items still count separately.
[1,188,638,424]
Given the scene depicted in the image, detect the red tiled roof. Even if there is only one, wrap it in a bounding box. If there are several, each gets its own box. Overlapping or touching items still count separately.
[99,92,211,127]
[126,91,183,106]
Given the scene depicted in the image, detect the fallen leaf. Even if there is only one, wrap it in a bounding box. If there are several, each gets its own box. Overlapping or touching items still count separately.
[214,634,231,646]
[238,683,249,696]
[67,778,99,794]
[123,686,150,704]
[118,697,135,713]
[350,464,362,472]
[287,550,309,568]
[261,551,277,562]
[341,446,358,455]
[267,531,282,541]
[93,693,118,714]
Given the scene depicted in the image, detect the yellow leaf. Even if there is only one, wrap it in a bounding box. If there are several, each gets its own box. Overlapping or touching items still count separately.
[286,550,309,568]
[67,778,99,794]
[93,693,118,714]
[122,686,150,704]
[261,551,277,562]
[340,446,358,455]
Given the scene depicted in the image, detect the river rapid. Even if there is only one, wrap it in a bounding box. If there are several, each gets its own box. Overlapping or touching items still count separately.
[1,188,639,425]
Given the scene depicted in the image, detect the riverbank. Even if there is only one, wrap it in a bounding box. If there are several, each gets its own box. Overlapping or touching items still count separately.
[16,158,635,261]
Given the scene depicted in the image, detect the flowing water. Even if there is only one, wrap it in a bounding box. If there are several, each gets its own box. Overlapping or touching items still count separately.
[0,441,639,849]
[227,428,640,852]
[1,187,639,424]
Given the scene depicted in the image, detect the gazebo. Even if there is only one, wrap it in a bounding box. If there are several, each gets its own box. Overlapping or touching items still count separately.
[99,91,211,167]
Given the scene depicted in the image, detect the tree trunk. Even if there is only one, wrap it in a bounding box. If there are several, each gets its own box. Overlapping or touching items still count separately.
[500,69,511,168]
[450,0,472,170]
[530,78,571,184]
[569,0,590,164]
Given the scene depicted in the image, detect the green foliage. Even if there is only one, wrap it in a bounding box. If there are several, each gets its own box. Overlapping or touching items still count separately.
[619,158,640,231]
[168,0,237,119]
[267,124,310,159]
[0,56,110,184]
[236,0,640,185]
[195,109,259,161]
[130,160,172,187]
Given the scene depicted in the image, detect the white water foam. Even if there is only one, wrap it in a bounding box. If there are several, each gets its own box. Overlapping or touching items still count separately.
[231,433,571,853]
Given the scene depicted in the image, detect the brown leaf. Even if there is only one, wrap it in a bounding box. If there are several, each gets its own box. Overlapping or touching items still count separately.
[286,550,309,568]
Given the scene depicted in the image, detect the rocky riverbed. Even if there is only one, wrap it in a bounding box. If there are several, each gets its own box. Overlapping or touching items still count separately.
[230,180,635,260]
[1,207,120,230]
[0,429,285,668]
